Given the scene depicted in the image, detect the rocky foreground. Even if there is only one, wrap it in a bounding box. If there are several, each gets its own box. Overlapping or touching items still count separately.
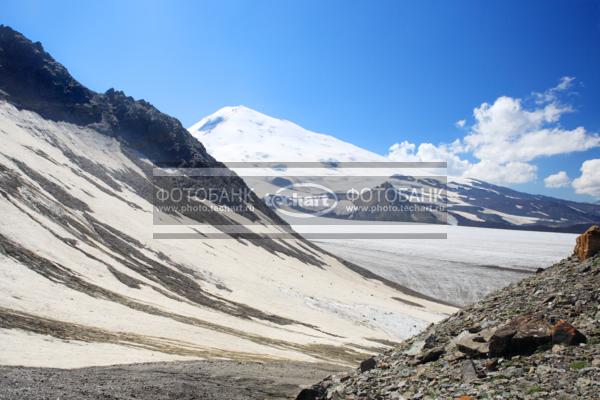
[299,232,600,399]
[0,360,342,400]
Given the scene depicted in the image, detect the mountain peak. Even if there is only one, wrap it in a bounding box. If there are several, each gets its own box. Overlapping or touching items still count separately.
[188,106,386,163]
[189,105,284,135]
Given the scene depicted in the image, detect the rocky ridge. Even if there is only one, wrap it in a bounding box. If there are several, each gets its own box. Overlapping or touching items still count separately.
[0,24,282,224]
[0,25,211,168]
[299,246,600,399]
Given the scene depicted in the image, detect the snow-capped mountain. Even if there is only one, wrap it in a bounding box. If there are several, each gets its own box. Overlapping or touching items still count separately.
[190,106,600,233]
[189,106,386,163]
[0,26,455,368]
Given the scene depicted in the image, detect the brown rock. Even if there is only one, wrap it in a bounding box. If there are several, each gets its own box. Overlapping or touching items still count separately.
[552,320,587,345]
[484,358,499,371]
[489,314,552,356]
[446,351,467,362]
[455,333,490,356]
[418,347,444,364]
[574,225,600,261]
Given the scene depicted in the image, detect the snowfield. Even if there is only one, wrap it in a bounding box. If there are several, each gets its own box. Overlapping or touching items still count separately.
[312,225,576,307]
[0,102,454,368]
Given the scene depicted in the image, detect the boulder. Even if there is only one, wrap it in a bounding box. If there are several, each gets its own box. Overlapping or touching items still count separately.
[489,315,552,356]
[418,347,444,363]
[360,356,377,372]
[552,320,587,345]
[296,388,319,400]
[460,360,479,383]
[454,327,496,356]
[574,225,600,261]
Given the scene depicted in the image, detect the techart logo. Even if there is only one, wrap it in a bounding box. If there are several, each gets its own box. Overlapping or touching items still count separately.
[266,183,338,218]
[152,162,449,239]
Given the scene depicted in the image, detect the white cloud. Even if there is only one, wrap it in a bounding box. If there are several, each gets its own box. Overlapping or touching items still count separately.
[556,76,575,91]
[466,160,537,184]
[388,141,419,161]
[463,97,597,164]
[387,77,600,186]
[455,119,466,128]
[544,171,570,188]
[572,159,600,199]
[388,140,470,176]
[533,76,575,104]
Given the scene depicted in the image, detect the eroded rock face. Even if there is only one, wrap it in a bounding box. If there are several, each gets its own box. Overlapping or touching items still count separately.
[574,225,600,261]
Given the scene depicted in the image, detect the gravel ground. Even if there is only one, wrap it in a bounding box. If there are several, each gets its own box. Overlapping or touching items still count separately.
[0,359,343,400]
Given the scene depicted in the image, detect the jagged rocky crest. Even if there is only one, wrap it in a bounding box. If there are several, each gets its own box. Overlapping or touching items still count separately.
[0,25,211,168]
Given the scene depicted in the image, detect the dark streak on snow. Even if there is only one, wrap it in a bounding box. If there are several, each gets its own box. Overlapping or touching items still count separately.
[10,158,91,212]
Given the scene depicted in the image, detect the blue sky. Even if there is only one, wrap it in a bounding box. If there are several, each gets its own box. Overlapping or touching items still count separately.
[3,0,600,201]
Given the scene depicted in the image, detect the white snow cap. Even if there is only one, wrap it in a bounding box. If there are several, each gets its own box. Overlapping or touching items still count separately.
[189,105,388,163]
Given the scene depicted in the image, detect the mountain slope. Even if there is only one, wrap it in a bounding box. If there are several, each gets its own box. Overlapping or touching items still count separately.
[189,106,600,233]
[301,251,600,399]
[0,26,454,368]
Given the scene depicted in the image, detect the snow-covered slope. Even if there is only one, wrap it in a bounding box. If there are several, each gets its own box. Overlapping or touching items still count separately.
[313,225,576,307]
[0,26,455,368]
[190,106,600,232]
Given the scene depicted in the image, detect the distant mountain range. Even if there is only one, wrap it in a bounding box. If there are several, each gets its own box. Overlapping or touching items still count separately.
[189,106,600,233]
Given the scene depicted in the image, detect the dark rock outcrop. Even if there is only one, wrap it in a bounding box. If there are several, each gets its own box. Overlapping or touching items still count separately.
[0,25,211,169]
[296,388,320,400]
[359,357,376,372]
[0,26,98,125]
